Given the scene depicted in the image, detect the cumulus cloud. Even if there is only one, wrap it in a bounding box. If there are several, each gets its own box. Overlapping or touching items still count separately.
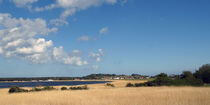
[89,49,104,62]
[0,13,56,63]
[0,13,92,66]
[53,46,88,66]
[99,27,108,35]
[78,36,89,41]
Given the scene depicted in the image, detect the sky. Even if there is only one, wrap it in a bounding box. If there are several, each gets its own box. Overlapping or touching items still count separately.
[0,0,210,77]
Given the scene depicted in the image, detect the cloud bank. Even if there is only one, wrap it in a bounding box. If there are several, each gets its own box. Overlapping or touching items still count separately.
[0,13,103,66]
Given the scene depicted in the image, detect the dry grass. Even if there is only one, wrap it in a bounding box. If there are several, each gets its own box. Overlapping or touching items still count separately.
[0,80,209,105]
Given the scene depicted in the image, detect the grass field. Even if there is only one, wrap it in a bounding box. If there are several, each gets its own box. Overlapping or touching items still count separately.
[0,80,209,105]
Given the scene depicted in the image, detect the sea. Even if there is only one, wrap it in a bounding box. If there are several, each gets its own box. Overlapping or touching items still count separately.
[0,81,110,88]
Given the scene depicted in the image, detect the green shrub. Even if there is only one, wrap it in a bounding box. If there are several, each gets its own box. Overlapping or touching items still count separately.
[106,83,115,87]
[8,86,28,93]
[61,87,68,90]
[9,86,56,93]
[134,83,145,87]
[31,86,55,92]
[42,86,55,90]
[126,83,134,87]
[69,85,88,90]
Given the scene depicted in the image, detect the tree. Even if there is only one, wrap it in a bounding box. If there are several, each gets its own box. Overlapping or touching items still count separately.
[194,64,210,83]
[181,71,194,79]
[156,73,168,78]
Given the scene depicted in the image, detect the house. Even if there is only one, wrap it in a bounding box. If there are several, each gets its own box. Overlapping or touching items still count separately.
[113,77,120,80]
[47,79,54,82]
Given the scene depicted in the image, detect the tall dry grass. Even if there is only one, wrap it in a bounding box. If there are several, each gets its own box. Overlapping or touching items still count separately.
[0,80,209,105]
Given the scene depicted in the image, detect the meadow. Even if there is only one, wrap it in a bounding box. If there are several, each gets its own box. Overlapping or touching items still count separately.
[0,80,209,105]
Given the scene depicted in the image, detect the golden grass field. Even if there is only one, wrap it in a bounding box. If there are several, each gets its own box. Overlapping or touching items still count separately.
[0,80,210,105]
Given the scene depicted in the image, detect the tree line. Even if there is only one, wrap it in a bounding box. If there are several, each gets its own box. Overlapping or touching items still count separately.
[127,64,210,87]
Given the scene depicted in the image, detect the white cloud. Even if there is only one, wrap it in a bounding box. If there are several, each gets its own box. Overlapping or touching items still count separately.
[34,0,118,26]
[99,27,108,35]
[53,46,88,66]
[12,0,38,7]
[50,19,69,26]
[78,36,89,41]
[0,13,56,64]
[34,3,58,12]
[0,13,104,67]
[98,48,104,55]
[10,0,127,26]
[89,49,104,62]
[56,0,117,9]
[50,8,77,26]
[35,0,118,12]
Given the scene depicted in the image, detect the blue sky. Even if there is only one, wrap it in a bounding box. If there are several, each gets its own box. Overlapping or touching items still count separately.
[0,0,210,77]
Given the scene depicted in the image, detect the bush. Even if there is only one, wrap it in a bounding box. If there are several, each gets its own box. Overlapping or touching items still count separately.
[42,86,55,90]
[61,87,68,90]
[106,83,115,87]
[134,83,146,87]
[69,85,88,90]
[31,87,42,91]
[9,86,56,93]
[181,71,194,79]
[194,64,210,83]
[9,86,28,93]
[31,86,55,92]
[126,83,134,87]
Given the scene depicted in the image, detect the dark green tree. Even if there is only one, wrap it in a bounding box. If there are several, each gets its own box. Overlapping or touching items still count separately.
[181,71,194,79]
[156,73,168,78]
[194,64,210,83]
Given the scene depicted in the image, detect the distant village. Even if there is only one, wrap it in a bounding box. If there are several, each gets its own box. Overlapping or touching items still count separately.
[80,74,151,80]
